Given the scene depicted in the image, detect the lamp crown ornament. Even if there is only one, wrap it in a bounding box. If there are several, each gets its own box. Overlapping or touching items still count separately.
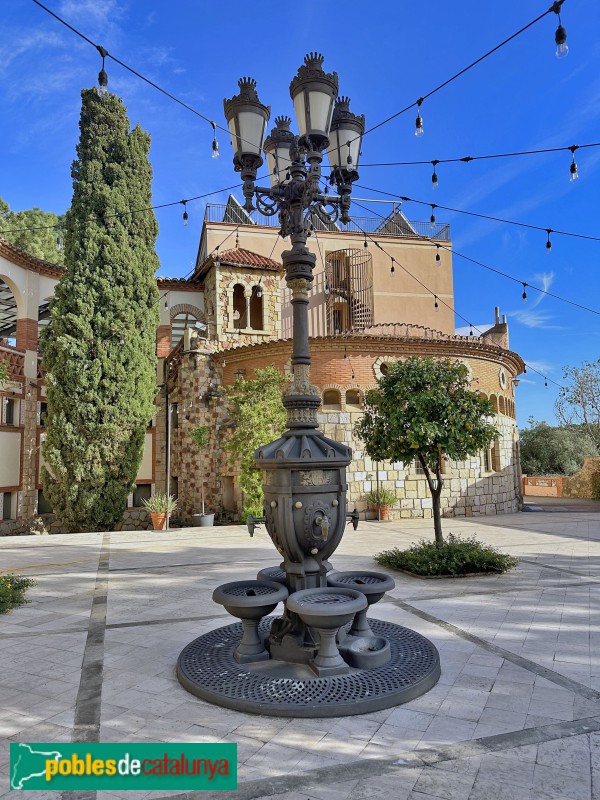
[236,76,259,99]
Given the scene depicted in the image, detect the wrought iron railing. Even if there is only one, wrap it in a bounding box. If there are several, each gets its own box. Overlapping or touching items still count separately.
[203,203,450,241]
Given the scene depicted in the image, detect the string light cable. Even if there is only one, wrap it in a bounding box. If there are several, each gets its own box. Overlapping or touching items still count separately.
[350,0,568,143]
[352,183,600,245]
[32,0,264,158]
[0,175,271,238]
[350,198,600,318]
[351,219,563,390]
[357,141,596,189]
[32,0,569,162]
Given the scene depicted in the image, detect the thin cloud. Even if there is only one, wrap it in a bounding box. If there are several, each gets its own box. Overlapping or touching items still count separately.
[523,359,555,375]
[529,272,554,309]
[0,30,62,75]
[509,309,563,330]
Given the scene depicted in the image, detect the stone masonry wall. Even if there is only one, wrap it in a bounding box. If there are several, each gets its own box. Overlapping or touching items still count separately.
[318,410,520,519]
[563,457,600,499]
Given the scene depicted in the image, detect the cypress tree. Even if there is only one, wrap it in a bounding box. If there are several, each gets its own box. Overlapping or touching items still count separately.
[41,89,159,531]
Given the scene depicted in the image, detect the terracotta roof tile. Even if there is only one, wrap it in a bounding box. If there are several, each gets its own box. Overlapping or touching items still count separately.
[218,247,282,271]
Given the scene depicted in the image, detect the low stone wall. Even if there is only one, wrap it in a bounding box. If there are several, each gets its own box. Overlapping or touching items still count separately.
[0,508,152,536]
[522,476,564,497]
[522,458,600,501]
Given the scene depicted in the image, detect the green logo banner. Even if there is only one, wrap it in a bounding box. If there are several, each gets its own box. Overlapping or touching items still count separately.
[10,742,237,791]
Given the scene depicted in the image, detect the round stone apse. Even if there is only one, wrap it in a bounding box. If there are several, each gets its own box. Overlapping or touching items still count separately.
[176,617,440,717]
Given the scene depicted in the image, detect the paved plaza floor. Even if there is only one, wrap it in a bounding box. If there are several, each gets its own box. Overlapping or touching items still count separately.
[1,504,600,799]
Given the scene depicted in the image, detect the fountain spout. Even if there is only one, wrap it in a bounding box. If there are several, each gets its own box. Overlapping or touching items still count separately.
[316,514,330,541]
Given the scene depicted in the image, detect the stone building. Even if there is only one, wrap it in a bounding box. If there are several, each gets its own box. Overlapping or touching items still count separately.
[163,199,524,523]
[0,197,524,531]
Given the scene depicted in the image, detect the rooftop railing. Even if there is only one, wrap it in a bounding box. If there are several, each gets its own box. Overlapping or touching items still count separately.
[204,203,450,241]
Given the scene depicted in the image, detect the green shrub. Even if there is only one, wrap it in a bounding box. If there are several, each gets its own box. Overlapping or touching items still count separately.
[591,473,600,501]
[0,575,36,614]
[375,533,519,577]
[367,488,397,508]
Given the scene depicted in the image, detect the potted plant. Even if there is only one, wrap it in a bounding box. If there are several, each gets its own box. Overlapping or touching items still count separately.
[142,493,177,531]
[190,425,215,527]
[367,488,397,521]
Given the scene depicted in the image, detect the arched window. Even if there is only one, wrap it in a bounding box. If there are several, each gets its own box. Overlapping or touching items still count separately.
[232,284,246,329]
[499,396,505,415]
[489,394,499,414]
[346,389,361,409]
[249,285,263,330]
[322,389,341,410]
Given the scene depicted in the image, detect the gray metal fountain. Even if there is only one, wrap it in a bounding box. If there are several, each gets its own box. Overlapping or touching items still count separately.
[176,54,440,717]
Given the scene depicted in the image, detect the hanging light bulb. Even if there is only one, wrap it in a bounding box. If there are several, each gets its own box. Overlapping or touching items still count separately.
[523,365,527,374]
[544,377,548,388]
[435,245,441,265]
[164,297,169,310]
[346,140,353,167]
[434,295,439,312]
[363,234,368,248]
[344,347,348,359]
[569,146,579,181]
[211,121,220,158]
[554,9,568,58]
[390,257,395,274]
[415,99,424,137]
[469,324,474,337]
[96,45,109,98]
[214,247,220,267]
[430,204,436,230]
[181,200,189,227]
[256,279,263,299]
[522,282,528,302]
[431,161,439,189]
[546,230,552,253]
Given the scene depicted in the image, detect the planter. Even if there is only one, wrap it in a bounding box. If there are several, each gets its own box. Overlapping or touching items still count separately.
[373,505,391,521]
[150,512,167,531]
[192,513,215,528]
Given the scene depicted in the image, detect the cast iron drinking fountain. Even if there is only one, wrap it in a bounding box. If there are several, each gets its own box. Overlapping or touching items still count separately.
[177,54,441,716]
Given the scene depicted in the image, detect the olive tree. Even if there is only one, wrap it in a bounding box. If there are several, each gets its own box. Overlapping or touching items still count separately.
[355,357,497,547]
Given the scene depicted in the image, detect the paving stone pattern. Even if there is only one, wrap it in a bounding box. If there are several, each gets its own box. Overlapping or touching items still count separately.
[1,507,600,799]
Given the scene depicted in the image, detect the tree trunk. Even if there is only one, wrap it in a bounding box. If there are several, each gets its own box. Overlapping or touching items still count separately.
[432,488,443,548]
[420,453,444,548]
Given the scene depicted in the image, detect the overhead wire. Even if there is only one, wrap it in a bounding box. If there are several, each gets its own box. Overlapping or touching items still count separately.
[354,1,566,142]
[358,141,600,170]
[350,198,600,317]
[352,183,600,244]
[349,217,564,389]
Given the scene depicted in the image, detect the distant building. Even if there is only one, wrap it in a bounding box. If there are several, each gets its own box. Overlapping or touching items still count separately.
[0,198,523,532]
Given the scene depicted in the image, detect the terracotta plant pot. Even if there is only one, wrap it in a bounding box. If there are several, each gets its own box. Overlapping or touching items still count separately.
[150,512,167,531]
[375,505,391,521]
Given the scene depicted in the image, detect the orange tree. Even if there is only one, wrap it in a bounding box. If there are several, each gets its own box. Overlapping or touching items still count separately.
[355,357,497,547]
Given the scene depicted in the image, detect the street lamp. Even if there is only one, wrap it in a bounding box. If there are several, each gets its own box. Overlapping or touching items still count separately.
[174,54,441,717]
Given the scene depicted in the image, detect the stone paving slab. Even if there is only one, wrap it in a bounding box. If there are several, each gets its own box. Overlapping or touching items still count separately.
[1,507,600,799]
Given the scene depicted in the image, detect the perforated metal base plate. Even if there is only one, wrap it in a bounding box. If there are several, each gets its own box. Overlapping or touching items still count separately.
[176,617,440,717]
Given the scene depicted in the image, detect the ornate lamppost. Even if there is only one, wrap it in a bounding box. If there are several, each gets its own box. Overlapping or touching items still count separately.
[176,55,440,717]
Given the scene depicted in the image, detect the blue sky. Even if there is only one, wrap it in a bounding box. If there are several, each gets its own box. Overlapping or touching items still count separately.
[1,0,599,428]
